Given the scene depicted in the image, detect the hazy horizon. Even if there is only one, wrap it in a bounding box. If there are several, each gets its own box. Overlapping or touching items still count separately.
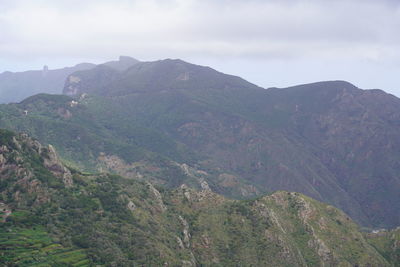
[1,0,400,95]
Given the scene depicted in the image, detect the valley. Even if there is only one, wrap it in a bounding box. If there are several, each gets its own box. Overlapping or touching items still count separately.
[1,57,400,266]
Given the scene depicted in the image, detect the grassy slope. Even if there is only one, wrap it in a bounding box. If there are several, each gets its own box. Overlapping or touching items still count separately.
[366,228,400,266]
[0,94,259,199]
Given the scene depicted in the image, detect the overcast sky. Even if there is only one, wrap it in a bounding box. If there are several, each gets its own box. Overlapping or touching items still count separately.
[1,0,400,95]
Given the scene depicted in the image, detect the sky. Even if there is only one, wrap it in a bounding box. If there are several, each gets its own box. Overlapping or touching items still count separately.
[1,0,400,95]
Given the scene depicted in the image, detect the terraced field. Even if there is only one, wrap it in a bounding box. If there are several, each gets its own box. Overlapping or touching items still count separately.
[0,226,90,266]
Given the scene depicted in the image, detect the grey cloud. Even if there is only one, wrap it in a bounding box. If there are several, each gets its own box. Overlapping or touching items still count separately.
[0,0,399,59]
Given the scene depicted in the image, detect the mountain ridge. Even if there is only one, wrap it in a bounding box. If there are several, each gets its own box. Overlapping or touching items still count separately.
[0,56,139,104]
[0,58,399,228]
[63,58,261,96]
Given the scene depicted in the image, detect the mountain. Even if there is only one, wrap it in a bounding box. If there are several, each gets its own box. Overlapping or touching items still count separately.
[0,93,258,198]
[0,56,139,104]
[269,81,400,229]
[101,55,140,72]
[0,59,399,229]
[63,58,259,96]
[366,227,400,265]
[0,129,397,266]
[61,59,400,229]
[0,63,95,104]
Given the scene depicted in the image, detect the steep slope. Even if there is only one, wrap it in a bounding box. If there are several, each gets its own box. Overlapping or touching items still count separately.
[1,59,400,228]
[0,129,395,266]
[77,84,367,225]
[366,228,400,266]
[269,81,400,228]
[0,94,258,198]
[0,129,90,265]
[61,59,400,228]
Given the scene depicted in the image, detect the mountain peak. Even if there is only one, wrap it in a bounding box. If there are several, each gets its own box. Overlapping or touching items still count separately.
[63,58,259,97]
[102,56,140,71]
[119,55,138,62]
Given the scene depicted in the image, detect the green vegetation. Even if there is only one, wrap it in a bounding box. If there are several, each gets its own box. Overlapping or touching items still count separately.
[0,60,400,230]
[0,226,90,266]
[0,130,397,266]
[366,228,400,266]
[1,59,400,231]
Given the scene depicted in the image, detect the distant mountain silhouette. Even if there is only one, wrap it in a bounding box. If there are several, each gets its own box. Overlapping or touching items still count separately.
[0,56,139,103]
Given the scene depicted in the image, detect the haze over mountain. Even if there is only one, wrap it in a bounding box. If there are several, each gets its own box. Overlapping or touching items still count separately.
[2,0,400,94]
[0,58,399,230]
[0,56,139,104]
[2,0,400,265]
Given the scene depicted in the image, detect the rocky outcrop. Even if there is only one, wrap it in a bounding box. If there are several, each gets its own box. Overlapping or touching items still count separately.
[0,130,73,195]
[179,215,191,248]
[0,202,12,222]
[147,182,167,212]
[63,75,81,96]
[42,144,73,187]
[126,200,136,212]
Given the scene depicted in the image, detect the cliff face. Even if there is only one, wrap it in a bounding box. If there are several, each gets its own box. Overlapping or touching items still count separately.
[0,129,398,266]
[0,56,139,104]
[0,63,95,104]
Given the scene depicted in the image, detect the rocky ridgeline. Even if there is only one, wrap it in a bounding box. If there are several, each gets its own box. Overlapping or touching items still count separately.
[0,130,72,209]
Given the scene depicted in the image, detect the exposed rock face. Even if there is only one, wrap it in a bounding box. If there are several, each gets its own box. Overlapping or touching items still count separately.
[165,187,392,266]
[0,130,73,209]
[176,236,185,249]
[0,202,11,222]
[64,76,81,96]
[179,215,191,248]
[38,144,73,187]
[44,145,70,184]
[62,57,139,96]
[126,200,136,212]
[258,191,387,266]
[199,180,211,191]
[147,182,167,212]
[97,153,147,181]
[0,61,95,103]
